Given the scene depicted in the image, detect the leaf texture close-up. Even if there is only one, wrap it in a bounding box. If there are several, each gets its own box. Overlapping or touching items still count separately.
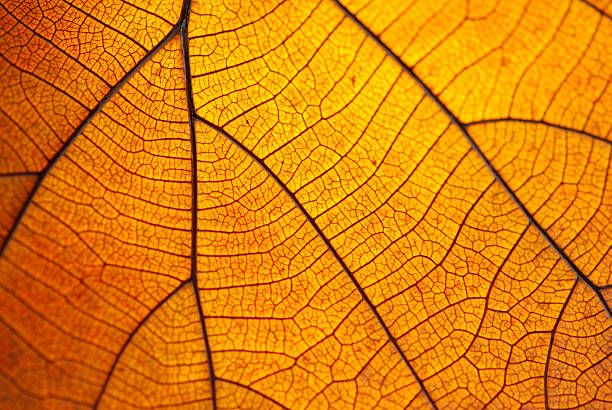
[0,0,611,408]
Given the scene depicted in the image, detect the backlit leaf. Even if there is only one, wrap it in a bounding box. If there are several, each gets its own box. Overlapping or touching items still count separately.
[1,0,611,408]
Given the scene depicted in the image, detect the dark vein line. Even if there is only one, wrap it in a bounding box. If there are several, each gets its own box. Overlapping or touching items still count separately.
[92,280,190,408]
[544,279,578,410]
[180,6,218,409]
[332,0,612,321]
[216,378,290,409]
[465,117,612,147]
[0,172,39,179]
[580,0,612,21]
[0,18,186,259]
[194,115,438,410]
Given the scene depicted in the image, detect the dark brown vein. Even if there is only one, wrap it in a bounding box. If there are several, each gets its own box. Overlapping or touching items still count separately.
[580,0,612,21]
[180,4,218,408]
[544,279,578,410]
[0,172,38,179]
[465,117,612,147]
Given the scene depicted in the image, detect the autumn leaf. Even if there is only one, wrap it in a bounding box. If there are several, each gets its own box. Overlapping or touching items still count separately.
[1,0,611,408]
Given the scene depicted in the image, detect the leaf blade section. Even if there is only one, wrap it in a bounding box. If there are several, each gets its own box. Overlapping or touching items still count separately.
[0,0,184,175]
[546,280,612,408]
[97,283,213,409]
[469,121,612,289]
[1,0,611,408]
[194,123,428,408]
[0,0,188,249]
[185,0,595,406]
[340,0,612,140]
[0,36,193,408]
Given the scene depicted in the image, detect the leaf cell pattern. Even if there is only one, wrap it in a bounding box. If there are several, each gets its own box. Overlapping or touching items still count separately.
[0,0,611,409]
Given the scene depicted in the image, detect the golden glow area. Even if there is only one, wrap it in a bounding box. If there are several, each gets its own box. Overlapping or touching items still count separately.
[0,0,611,408]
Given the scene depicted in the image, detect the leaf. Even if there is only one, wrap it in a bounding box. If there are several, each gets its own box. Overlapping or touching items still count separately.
[1,0,611,408]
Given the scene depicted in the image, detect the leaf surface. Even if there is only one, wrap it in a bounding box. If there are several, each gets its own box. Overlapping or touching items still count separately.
[1,0,611,409]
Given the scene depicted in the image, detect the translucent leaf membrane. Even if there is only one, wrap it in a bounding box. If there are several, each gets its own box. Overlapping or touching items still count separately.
[0,0,611,408]
[0,175,36,245]
[98,284,212,409]
[0,37,191,408]
[343,0,612,140]
[0,0,184,251]
[470,121,612,287]
[195,124,426,408]
[547,281,612,408]
[187,0,609,407]
[0,0,183,174]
